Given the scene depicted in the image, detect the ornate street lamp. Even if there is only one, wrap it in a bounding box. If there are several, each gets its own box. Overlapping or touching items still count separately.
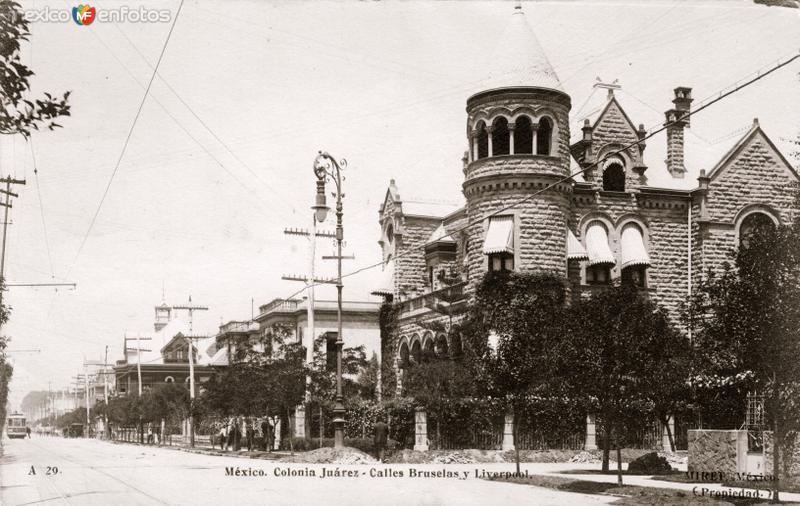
[312,151,347,448]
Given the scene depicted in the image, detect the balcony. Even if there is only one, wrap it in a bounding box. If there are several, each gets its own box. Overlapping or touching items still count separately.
[399,282,467,318]
[258,298,300,317]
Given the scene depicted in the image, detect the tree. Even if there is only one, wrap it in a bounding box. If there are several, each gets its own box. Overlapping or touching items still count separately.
[0,1,71,137]
[0,280,12,433]
[403,357,475,448]
[306,333,368,442]
[559,283,683,485]
[460,271,568,473]
[688,205,800,501]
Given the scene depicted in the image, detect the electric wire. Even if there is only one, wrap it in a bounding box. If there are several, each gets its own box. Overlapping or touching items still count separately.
[65,0,186,280]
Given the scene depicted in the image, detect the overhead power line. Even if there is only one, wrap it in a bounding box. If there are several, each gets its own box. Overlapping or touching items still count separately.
[65,0,186,280]
[280,51,800,297]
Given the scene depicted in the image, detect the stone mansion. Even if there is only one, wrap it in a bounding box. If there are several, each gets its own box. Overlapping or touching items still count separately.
[371,6,798,390]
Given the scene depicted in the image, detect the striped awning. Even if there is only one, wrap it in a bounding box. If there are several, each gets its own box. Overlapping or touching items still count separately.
[483,216,514,255]
[371,259,395,296]
[620,225,651,268]
[567,229,588,261]
[585,222,615,266]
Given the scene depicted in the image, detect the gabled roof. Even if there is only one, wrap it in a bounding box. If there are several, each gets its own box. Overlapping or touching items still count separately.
[706,121,799,182]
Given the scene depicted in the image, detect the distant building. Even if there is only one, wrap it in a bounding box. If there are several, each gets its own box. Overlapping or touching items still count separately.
[113,314,222,396]
[253,297,382,365]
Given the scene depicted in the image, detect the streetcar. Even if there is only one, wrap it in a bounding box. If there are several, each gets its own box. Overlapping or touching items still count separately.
[6,412,28,439]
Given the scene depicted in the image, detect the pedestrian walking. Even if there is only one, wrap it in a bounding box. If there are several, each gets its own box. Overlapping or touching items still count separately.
[373,418,388,463]
[233,417,242,451]
[218,423,228,451]
[245,420,255,452]
[226,419,235,450]
[26,426,31,439]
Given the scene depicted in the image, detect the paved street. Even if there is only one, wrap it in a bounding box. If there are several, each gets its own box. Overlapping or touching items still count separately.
[0,437,615,506]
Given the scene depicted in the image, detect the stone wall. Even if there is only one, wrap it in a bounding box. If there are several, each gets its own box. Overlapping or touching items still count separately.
[571,190,690,326]
[687,429,748,474]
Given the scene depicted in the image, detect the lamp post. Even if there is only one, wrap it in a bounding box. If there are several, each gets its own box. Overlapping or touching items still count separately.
[312,150,347,448]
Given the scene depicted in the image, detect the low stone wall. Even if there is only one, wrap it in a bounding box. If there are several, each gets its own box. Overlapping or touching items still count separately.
[763,431,800,478]
[687,429,747,474]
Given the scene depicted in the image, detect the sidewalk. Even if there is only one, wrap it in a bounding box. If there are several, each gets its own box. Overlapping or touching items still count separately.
[109,438,291,460]
[535,463,800,503]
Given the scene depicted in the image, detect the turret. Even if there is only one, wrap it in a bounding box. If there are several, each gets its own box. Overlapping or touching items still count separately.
[462,5,572,287]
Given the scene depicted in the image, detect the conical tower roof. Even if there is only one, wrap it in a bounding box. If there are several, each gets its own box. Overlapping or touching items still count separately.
[473,5,563,96]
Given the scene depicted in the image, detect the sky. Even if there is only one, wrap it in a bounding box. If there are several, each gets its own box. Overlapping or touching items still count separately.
[2,0,798,409]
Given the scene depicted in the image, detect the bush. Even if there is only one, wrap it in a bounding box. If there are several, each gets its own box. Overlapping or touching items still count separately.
[626,452,673,474]
[280,436,399,454]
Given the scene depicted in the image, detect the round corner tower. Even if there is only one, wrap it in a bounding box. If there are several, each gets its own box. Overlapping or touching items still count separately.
[463,5,572,288]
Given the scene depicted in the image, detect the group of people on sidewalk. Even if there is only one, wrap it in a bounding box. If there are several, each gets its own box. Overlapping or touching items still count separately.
[214,417,274,452]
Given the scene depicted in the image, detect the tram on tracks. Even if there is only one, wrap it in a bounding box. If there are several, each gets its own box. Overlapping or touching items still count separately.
[5,412,28,439]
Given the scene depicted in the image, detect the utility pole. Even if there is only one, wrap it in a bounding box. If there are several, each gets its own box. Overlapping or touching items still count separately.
[171,296,208,449]
[283,227,340,438]
[84,366,90,436]
[0,176,26,335]
[124,333,151,396]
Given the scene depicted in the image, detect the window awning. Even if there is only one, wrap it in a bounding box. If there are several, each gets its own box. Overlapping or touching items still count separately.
[585,223,615,266]
[567,229,588,261]
[620,225,651,268]
[483,216,514,255]
[371,259,394,296]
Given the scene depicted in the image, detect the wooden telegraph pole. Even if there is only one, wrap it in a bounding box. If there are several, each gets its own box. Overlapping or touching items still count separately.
[0,176,26,335]
[171,296,208,448]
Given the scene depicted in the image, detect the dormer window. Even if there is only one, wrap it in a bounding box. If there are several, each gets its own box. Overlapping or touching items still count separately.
[603,161,626,192]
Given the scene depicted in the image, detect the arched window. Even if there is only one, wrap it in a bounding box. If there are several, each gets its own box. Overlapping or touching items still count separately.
[514,116,534,154]
[476,121,489,159]
[422,338,434,362]
[410,340,422,365]
[492,117,510,156]
[739,212,776,249]
[603,162,626,192]
[537,117,553,155]
[164,376,175,383]
[385,224,395,259]
[398,342,410,369]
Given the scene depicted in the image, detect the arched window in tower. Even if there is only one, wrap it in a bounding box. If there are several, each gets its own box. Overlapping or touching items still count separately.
[536,117,553,155]
[738,212,776,249]
[603,162,626,192]
[476,121,489,159]
[514,115,533,154]
[492,117,510,156]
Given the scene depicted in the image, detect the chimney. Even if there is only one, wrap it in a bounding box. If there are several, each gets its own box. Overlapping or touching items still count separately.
[664,87,693,178]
